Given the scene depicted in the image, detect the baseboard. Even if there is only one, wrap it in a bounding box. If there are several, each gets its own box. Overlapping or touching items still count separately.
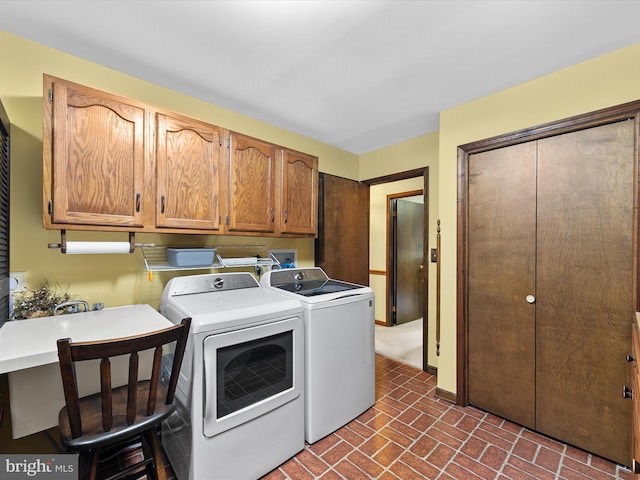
[435,387,457,404]
[425,365,437,376]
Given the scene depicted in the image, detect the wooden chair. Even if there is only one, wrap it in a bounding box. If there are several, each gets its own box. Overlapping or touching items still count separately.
[56,317,191,480]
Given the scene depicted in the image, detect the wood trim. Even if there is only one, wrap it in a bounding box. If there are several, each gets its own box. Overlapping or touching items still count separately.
[457,101,640,408]
[362,168,425,186]
[435,387,457,404]
[369,270,386,276]
[425,364,437,376]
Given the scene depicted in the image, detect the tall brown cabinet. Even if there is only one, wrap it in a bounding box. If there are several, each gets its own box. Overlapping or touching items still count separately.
[459,107,639,467]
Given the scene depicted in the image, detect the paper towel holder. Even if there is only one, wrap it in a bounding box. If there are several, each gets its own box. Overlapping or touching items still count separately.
[47,230,154,254]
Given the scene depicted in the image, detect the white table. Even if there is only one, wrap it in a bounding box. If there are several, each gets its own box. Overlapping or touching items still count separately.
[0,304,173,438]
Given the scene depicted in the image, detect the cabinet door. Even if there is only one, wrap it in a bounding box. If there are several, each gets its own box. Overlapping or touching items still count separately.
[280,149,318,235]
[227,133,276,233]
[47,80,145,227]
[156,114,222,230]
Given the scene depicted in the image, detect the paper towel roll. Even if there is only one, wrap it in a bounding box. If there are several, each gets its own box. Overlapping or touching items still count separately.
[64,241,132,254]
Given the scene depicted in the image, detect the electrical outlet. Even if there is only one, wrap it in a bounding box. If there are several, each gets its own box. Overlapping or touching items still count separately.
[10,271,26,292]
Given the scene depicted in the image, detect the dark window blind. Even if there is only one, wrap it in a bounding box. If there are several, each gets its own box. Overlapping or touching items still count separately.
[0,100,9,327]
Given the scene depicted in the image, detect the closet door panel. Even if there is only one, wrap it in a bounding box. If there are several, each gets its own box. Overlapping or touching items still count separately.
[536,120,634,465]
[468,142,537,428]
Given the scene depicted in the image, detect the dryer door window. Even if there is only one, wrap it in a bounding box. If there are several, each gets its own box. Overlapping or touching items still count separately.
[217,331,292,418]
[202,316,302,438]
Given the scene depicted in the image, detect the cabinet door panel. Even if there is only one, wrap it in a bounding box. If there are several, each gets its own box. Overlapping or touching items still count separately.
[536,120,634,465]
[468,142,537,429]
[281,149,317,235]
[156,114,222,230]
[228,134,275,233]
[51,82,145,226]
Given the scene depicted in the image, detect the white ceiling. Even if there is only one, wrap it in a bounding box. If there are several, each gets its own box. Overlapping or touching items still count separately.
[2,0,640,154]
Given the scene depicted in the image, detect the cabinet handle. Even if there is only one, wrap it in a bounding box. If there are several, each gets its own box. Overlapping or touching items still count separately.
[284,209,288,224]
[627,355,635,362]
[161,195,166,214]
[622,385,633,399]
[270,208,275,222]
[135,193,141,213]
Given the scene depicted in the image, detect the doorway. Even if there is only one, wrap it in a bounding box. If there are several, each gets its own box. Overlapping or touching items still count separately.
[364,168,430,371]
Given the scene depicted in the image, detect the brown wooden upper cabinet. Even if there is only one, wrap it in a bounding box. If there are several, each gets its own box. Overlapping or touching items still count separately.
[43,75,318,237]
[227,133,277,233]
[226,133,318,235]
[43,75,148,228]
[156,113,223,231]
[280,148,318,235]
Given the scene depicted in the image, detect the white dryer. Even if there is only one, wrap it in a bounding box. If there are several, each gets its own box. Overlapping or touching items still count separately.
[260,267,375,443]
[159,273,304,480]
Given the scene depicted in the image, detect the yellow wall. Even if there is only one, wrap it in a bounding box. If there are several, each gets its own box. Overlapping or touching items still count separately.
[437,42,640,394]
[0,30,359,310]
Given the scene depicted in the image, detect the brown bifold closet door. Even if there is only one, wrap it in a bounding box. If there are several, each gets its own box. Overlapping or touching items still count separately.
[535,120,633,465]
[467,120,634,466]
[468,142,537,430]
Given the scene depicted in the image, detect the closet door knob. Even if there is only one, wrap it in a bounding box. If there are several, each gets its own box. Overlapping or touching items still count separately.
[525,295,536,304]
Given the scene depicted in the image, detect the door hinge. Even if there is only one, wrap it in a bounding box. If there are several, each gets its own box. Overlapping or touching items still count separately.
[226,215,229,226]
[48,88,53,104]
[226,137,230,149]
[48,200,53,215]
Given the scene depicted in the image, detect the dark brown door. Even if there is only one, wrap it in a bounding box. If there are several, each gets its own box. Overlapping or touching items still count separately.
[394,198,424,325]
[535,121,633,465]
[467,120,634,466]
[315,173,369,286]
[468,142,537,429]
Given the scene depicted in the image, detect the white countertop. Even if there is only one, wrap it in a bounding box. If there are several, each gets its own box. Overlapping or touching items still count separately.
[0,304,173,374]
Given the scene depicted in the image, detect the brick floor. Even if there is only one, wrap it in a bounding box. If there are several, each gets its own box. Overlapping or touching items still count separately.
[106,354,632,479]
[260,354,632,480]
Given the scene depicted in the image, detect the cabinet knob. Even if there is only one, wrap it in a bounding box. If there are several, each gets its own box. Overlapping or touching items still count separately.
[525,295,536,304]
[622,385,633,399]
[627,354,635,362]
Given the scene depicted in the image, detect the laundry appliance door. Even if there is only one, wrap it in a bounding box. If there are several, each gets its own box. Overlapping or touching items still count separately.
[202,316,302,438]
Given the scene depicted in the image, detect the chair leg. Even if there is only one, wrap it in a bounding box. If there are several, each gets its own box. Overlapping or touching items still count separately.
[142,429,166,480]
[78,450,99,480]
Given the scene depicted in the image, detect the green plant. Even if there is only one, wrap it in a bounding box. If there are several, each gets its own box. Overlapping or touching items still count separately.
[12,280,73,319]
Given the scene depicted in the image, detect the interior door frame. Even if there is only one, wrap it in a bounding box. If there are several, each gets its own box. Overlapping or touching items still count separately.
[363,167,430,371]
[456,101,640,406]
[387,190,424,327]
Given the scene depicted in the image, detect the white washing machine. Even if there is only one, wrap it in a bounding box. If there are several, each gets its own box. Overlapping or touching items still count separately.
[159,273,304,480]
[260,267,375,444]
